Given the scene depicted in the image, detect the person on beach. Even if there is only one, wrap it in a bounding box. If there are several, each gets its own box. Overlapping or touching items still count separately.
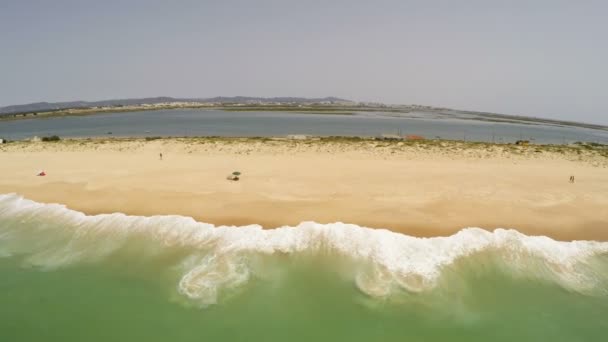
[570,175,575,183]
[160,153,163,160]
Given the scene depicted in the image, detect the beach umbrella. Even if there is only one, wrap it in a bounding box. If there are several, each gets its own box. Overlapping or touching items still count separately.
[232,171,241,176]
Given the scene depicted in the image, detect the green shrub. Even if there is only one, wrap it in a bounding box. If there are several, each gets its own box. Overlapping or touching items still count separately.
[41,135,61,142]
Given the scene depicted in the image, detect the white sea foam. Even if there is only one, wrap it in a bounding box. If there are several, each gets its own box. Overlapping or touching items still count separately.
[1,193,607,306]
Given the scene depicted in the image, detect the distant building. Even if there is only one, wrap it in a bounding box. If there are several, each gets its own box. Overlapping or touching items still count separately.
[0,139,4,144]
[378,134,402,140]
[287,134,311,140]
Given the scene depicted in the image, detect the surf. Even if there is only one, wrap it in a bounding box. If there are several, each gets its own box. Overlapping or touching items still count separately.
[1,193,607,307]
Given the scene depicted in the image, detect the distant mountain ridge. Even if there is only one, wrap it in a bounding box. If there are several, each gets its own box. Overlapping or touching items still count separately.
[0,96,352,115]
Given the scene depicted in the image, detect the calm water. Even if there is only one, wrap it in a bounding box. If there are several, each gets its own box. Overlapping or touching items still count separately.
[1,194,608,341]
[1,109,607,144]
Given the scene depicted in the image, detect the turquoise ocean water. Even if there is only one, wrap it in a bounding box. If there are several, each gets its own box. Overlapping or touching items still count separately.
[1,193,607,341]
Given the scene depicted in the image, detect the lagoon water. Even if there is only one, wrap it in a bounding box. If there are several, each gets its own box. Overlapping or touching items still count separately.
[1,109,608,144]
[1,194,608,341]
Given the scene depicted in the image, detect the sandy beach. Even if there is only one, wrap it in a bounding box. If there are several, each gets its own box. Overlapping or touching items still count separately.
[1,137,607,240]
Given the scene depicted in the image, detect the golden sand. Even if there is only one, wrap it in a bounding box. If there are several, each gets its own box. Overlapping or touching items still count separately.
[1,138,607,240]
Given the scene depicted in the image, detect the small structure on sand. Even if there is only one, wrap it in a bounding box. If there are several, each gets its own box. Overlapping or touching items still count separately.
[227,171,241,181]
[515,140,530,146]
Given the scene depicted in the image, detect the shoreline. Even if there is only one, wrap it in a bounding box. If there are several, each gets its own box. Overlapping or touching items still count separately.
[1,137,607,241]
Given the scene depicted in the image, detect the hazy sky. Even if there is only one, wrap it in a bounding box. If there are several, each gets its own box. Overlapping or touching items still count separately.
[1,0,607,124]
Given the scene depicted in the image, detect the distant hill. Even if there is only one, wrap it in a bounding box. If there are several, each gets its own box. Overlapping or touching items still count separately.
[0,96,353,115]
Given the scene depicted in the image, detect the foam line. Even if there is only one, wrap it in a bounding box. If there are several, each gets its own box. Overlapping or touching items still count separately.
[1,193,607,306]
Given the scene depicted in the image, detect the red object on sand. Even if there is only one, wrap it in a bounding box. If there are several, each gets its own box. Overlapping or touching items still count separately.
[37,171,46,176]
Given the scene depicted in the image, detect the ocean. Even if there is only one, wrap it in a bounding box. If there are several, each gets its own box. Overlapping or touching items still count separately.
[1,193,607,341]
[1,109,608,144]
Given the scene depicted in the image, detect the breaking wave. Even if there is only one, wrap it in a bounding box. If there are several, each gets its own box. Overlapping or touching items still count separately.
[1,193,607,306]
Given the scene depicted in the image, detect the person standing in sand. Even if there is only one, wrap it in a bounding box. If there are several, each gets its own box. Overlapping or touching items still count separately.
[160,153,163,161]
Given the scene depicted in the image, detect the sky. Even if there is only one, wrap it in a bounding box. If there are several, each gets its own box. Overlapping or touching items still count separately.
[1,0,607,124]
